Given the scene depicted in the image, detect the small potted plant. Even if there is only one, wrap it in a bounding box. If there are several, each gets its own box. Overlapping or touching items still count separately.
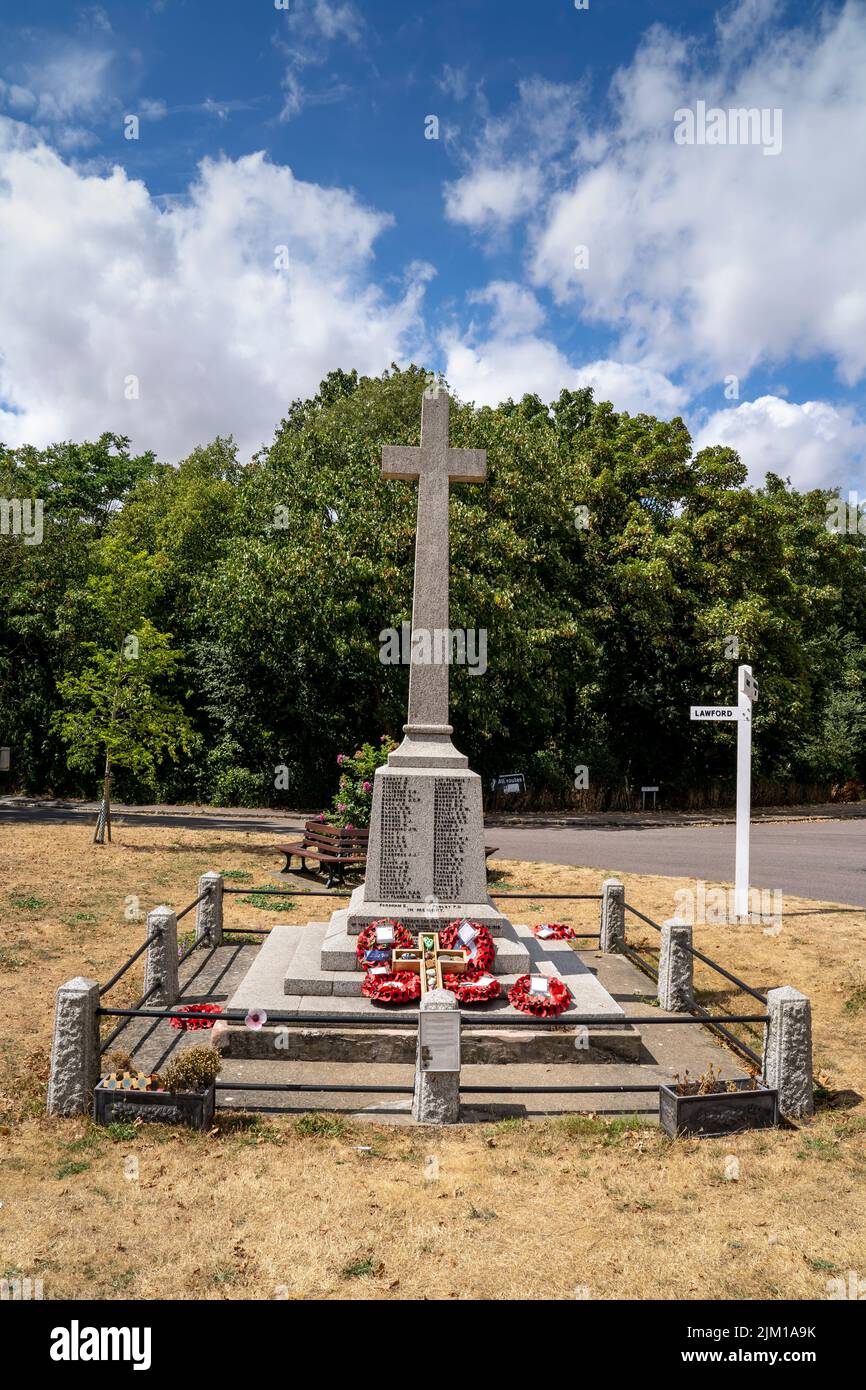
[659,1063,778,1138]
[94,1046,221,1131]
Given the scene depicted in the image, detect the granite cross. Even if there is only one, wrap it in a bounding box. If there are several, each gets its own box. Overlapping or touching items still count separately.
[381,391,486,741]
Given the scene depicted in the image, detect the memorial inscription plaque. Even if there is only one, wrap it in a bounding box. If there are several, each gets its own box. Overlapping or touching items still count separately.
[433,779,470,901]
[378,777,423,901]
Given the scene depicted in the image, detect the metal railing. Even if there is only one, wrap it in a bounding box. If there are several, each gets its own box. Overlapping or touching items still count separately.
[176,890,209,922]
[91,877,772,1103]
[622,900,768,1066]
[98,929,160,997]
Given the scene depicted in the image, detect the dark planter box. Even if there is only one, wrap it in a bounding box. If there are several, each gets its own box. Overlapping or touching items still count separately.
[93,1082,215,1132]
[659,1079,778,1138]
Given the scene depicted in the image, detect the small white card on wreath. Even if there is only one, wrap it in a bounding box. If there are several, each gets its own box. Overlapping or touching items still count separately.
[529,975,551,996]
[475,974,495,989]
[369,965,389,976]
[375,924,395,944]
[457,922,477,945]
[536,925,555,939]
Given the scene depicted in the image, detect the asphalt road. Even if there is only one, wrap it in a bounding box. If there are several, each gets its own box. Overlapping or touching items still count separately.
[489,819,866,909]
[2,800,864,908]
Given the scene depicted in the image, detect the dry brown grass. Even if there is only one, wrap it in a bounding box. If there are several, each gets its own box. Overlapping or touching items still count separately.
[0,821,865,1301]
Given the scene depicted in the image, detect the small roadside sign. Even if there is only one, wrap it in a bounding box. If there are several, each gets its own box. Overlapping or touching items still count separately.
[490,773,526,794]
[690,706,737,721]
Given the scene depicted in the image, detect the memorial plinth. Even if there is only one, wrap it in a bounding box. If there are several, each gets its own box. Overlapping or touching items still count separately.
[344,758,509,933]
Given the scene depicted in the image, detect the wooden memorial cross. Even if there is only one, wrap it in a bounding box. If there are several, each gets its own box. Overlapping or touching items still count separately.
[392,931,469,996]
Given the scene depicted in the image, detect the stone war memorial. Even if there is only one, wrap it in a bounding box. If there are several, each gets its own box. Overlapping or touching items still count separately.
[215,389,636,1117]
[47,388,814,1134]
[203,387,815,1127]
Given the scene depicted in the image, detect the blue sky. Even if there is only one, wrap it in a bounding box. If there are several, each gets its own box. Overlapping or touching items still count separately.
[0,0,864,493]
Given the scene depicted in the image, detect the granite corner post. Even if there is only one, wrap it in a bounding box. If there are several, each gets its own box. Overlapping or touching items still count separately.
[46,976,101,1116]
[657,918,694,1011]
[144,905,180,1006]
[599,879,625,953]
[762,985,813,1120]
[412,988,460,1124]
[195,871,224,946]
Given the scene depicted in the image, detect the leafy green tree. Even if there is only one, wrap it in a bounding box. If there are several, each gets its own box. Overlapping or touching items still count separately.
[52,619,197,840]
[3,370,865,810]
[0,435,158,792]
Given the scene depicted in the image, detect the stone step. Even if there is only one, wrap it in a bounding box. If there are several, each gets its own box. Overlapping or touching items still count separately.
[212,1058,682,1118]
[321,928,363,973]
[343,884,509,936]
[284,923,361,997]
[511,926,623,1017]
[224,924,308,1011]
[214,1017,642,1065]
[492,923,532,975]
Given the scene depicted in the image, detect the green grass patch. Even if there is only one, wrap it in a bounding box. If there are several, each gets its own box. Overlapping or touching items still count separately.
[55,1159,92,1179]
[61,1131,102,1153]
[9,895,48,910]
[104,1122,138,1142]
[340,1258,377,1279]
[229,1119,283,1146]
[0,946,28,970]
[558,1113,649,1145]
[484,1117,527,1138]
[295,1112,345,1138]
[844,981,866,1015]
[797,1134,841,1161]
[240,885,295,912]
[219,869,254,881]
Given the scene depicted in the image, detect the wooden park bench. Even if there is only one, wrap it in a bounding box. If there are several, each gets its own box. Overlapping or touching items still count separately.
[277,821,369,886]
[277,819,499,886]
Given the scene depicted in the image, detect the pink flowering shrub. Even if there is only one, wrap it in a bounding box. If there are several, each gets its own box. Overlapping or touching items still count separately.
[324,737,397,828]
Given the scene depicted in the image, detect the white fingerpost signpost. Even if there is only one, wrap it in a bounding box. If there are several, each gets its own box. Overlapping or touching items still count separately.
[690,664,759,919]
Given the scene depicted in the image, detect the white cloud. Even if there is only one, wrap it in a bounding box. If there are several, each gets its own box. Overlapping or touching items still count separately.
[527,0,866,390]
[441,282,685,414]
[276,0,364,121]
[0,31,119,151]
[715,0,782,51]
[443,77,584,234]
[438,65,470,102]
[468,281,546,337]
[444,332,686,415]
[310,0,362,44]
[0,123,427,461]
[694,396,866,490]
[444,164,542,234]
[138,98,168,121]
[20,46,115,125]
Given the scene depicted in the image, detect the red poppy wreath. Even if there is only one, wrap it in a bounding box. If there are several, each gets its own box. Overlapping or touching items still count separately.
[355,921,414,971]
[361,970,422,1004]
[443,971,501,1004]
[531,922,577,940]
[440,921,496,972]
[169,1003,223,1031]
[508,974,572,1017]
